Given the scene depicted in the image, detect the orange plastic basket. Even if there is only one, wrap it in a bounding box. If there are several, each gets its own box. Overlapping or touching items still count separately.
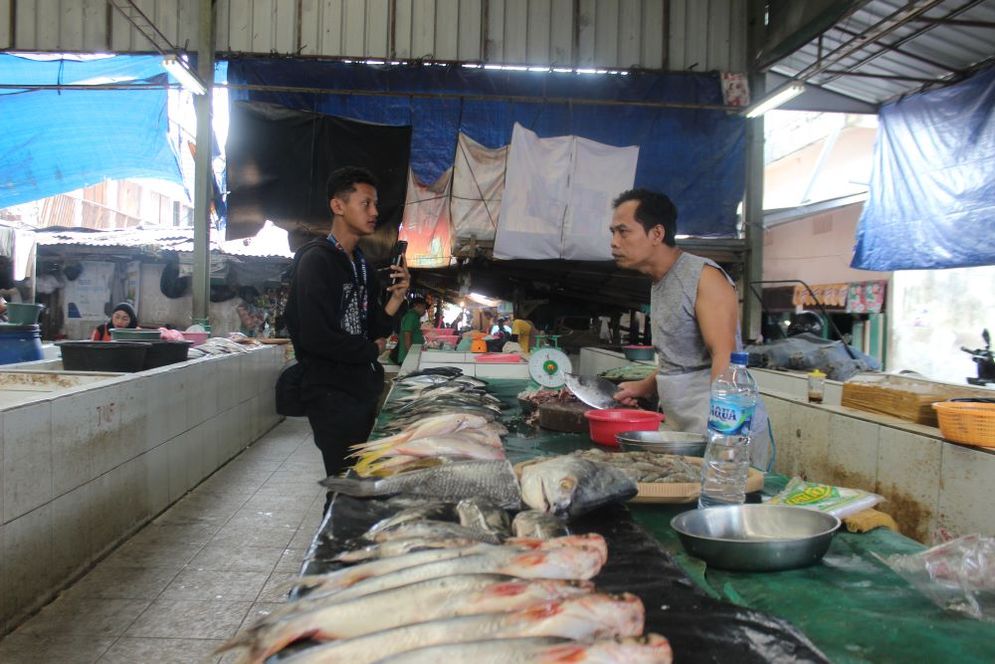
[932,402,995,447]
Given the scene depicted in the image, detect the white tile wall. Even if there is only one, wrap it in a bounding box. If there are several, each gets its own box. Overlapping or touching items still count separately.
[3,401,53,522]
[788,404,831,482]
[50,389,97,495]
[144,443,170,517]
[2,505,54,623]
[237,354,254,403]
[50,483,93,581]
[877,428,942,542]
[119,376,148,456]
[166,436,187,504]
[826,414,879,490]
[0,523,7,624]
[938,444,995,538]
[474,363,531,379]
[217,356,239,411]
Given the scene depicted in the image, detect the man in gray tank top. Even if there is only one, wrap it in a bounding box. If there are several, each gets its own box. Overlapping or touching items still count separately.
[609,189,739,434]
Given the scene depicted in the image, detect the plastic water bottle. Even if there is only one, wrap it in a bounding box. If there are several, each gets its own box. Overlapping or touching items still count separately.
[698,352,758,508]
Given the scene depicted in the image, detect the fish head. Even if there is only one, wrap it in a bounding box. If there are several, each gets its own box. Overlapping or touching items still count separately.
[521,467,579,516]
[553,592,646,640]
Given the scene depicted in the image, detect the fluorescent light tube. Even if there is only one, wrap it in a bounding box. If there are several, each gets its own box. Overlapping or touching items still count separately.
[162,55,207,95]
[742,82,805,118]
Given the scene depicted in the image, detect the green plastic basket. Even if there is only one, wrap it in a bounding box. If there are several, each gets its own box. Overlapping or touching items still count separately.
[110,328,162,341]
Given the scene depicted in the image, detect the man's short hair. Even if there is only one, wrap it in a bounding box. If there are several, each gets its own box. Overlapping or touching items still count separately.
[326,166,379,204]
[410,296,427,308]
[612,188,678,247]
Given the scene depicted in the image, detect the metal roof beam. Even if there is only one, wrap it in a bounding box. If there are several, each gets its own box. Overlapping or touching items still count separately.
[907,17,995,28]
[814,0,990,88]
[821,69,949,83]
[791,0,949,84]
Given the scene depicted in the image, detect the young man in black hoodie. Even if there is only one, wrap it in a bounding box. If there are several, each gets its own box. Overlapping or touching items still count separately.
[285,167,410,478]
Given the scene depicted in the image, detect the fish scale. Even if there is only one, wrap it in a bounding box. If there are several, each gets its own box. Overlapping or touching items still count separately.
[321,460,522,509]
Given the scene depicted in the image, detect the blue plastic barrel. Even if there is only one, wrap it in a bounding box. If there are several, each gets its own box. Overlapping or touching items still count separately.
[0,324,45,365]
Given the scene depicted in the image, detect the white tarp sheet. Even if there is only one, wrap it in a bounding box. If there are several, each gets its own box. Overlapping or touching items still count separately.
[451,133,507,243]
[399,168,453,269]
[494,124,638,261]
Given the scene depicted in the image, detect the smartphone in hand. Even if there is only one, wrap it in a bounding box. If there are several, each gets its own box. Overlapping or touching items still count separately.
[381,240,407,286]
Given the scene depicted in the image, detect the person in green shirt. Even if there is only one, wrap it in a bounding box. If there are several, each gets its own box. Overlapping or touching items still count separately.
[396,296,427,364]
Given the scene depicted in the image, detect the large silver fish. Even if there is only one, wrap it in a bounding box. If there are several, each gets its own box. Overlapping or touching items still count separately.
[363,503,457,538]
[377,634,674,664]
[320,460,522,509]
[299,540,607,603]
[367,520,499,544]
[333,537,481,563]
[217,575,594,664]
[275,592,645,664]
[519,456,638,518]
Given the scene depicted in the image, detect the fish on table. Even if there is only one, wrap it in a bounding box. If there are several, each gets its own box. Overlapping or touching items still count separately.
[320,460,523,510]
[457,496,512,541]
[375,634,674,664]
[296,539,607,604]
[270,592,645,664]
[330,536,482,563]
[512,510,571,540]
[519,456,638,518]
[217,574,594,664]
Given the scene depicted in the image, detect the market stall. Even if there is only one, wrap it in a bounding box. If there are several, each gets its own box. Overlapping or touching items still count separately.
[218,372,995,663]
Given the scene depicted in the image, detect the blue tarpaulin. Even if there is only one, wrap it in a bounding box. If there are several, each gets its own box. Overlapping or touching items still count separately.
[0,54,182,208]
[852,65,995,271]
[226,59,745,238]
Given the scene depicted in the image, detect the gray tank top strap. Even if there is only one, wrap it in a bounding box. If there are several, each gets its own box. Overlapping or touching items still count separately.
[650,252,732,375]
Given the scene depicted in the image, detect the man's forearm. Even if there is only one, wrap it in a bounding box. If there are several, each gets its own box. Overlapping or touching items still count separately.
[385,295,403,317]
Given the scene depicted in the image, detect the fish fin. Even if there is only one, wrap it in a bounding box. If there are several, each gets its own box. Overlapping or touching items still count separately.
[352,446,393,476]
[318,475,382,497]
[213,622,269,661]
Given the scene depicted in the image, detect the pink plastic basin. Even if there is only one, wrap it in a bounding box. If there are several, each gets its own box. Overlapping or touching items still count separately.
[474,353,523,363]
[584,408,665,446]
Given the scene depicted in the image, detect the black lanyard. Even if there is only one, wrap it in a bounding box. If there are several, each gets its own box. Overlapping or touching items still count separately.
[327,233,368,328]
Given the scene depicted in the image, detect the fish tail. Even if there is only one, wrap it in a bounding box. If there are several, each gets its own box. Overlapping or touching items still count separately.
[352,446,393,476]
[213,623,269,663]
[318,475,380,497]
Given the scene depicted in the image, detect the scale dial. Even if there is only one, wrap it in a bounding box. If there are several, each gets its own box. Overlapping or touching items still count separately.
[528,347,573,389]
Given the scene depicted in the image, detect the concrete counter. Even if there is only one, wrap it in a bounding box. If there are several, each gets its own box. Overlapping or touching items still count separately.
[0,345,284,634]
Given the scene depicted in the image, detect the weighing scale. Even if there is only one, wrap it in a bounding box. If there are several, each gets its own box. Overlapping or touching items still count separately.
[527,335,572,390]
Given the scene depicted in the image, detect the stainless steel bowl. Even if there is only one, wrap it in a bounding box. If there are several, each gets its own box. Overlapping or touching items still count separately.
[615,430,707,457]
[670,504,840,572]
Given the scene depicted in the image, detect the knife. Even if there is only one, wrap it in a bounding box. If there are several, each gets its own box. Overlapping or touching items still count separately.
[564,373,623,410]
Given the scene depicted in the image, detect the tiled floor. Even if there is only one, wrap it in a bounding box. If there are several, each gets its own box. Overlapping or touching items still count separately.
[0,417,324,664]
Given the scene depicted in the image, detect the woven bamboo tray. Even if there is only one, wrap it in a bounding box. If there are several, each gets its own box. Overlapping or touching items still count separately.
[841,374,989,426]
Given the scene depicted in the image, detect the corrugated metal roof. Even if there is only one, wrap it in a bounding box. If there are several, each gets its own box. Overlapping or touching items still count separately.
[771,0,995,106]
[34,225,293,259]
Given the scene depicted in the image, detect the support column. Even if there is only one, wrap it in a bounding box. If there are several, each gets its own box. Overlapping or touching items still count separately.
[191,0,215,323]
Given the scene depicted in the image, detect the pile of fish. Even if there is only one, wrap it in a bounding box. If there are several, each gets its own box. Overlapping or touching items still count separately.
[217,502,673,663]
[342,368,508,477]
[348,413,509,477]
[218,367,674,662]
[570,448,701,484]
[386,368,503,426]
[187,336,252,358]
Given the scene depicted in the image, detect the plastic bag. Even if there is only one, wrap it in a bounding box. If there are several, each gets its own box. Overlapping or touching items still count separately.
[881,535,995,622]
[767,477,883,519]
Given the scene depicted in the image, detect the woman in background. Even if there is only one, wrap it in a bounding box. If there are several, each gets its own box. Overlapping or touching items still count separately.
[91,302,138,341]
